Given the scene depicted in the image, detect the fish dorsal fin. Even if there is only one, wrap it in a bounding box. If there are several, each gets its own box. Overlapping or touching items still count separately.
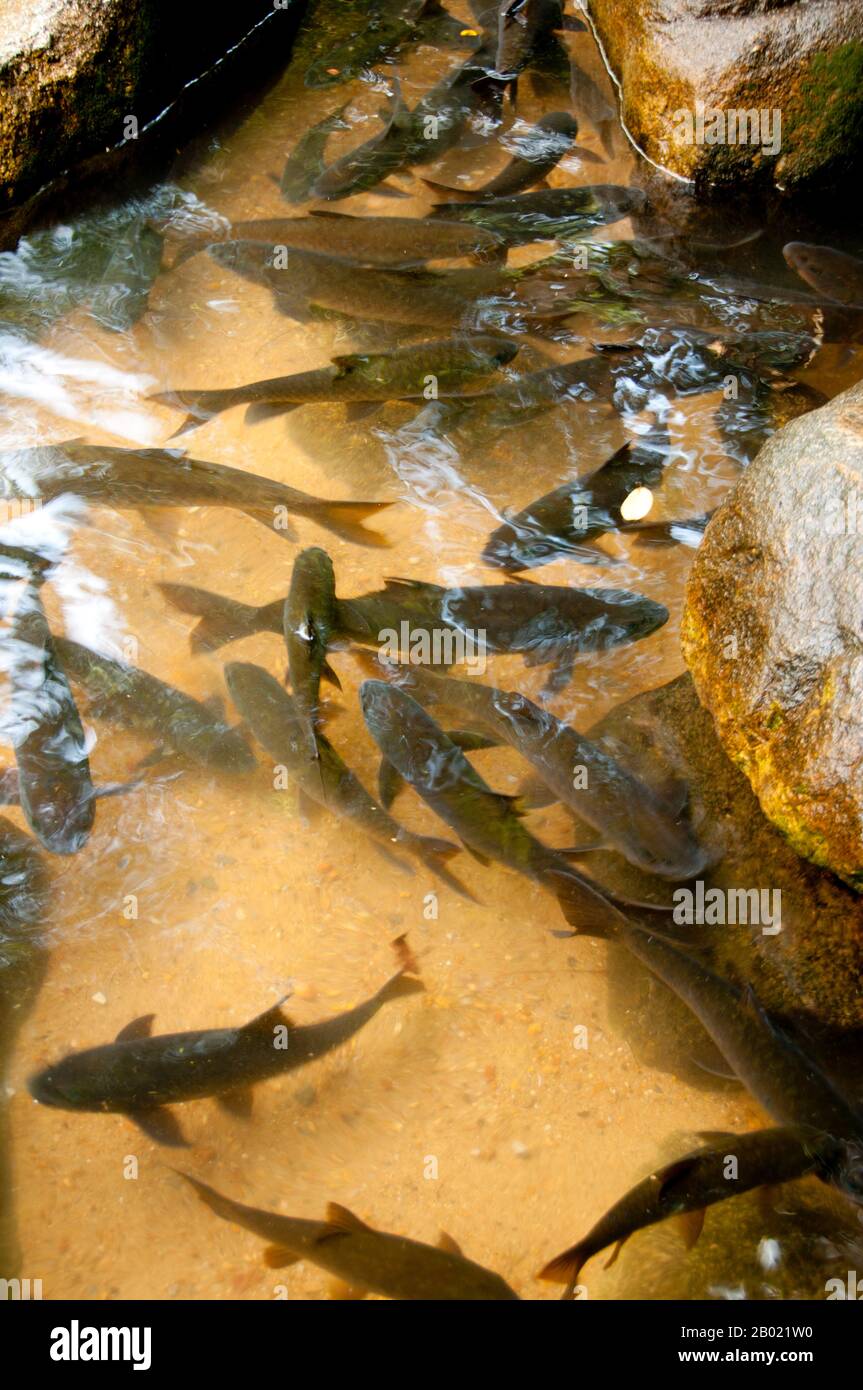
[383,576,445,594]
[243,994,293,1035]
[115,1014,155,1043]
[655,1155,700,1202]
[325,1202,373,1234]
[437,1231,463,1256]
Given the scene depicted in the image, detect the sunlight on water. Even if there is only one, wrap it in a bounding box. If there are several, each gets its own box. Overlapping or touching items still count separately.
[1,0,862,1303]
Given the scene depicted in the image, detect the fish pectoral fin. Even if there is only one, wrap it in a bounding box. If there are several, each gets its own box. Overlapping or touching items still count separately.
[243,995,294,1035]
[115,1013,156,1043]
[126,1107,190,1148]
[323,1201,374,1235]
[378,757,404,811]
[215,1085,255,1119]
[603,1237,627,1270]
[263,1244,302,1268]
[672,1207,706,1251]
[461,841,491,867]
[437,1230,463,1256]
[320,660,342,691]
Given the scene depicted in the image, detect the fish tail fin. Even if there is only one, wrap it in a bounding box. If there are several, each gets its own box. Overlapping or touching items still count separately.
[545,866,622,939]
[158,582,262,654]
[379,933,425,1002]
[149,388,236,432]
[537,1244,588,1291]
[308,500,394,548]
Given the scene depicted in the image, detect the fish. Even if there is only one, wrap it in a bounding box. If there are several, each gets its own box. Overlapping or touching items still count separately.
[569,56,617,157]
[365,662,706,878]
[224,661,468,893]
[557,906,863,1150]
[310,80,416,200]
[170,213,506,271]
[28,936,423,1147]
[494,0,580,84]
[150,336,519,433]
[0,441,392,548]
[619,511,715,548]
[52,638,255,774]
[421,111,580,200]
[208,239,517,330]
[284,547,340,754]
[538,1126,852,1295]
[3,587,94,855]
[360,680,650,931]
[160,574,668,686]
[0,815,49,969]
[280,104,351,203]
[178,1174,519,1298]
[401,49,505,170]
[782,241,863,310]
[483,432,669,570]
[431,184,648,245]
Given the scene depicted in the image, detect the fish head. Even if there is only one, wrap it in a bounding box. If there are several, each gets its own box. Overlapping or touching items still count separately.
[28,1059,92,1110]
[482,524,563,571]
[361,680,465,788]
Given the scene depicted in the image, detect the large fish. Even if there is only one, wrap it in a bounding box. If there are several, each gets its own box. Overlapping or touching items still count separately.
[224,661,467,894]
[150,336,518,434]
[178,1174,519,1299]
[208,239,517,330]
[28,937,423,1147]
[421,111,580,200]
[172,213,506,271]
[0,441,391,548]
[431,184,647,245]
[538,1126,853,1296]
[309,81,416,200]
[3,587,94,855]
[161,574,668,687]
[782,241,863,310]
[483,433,669,570]
[494,0,581,82]
[53,638,255,774]
[284,546,340,756]
[360,680,648,931]
[401,49,505,170]
[280,105,351,203]
[364,662,706,879]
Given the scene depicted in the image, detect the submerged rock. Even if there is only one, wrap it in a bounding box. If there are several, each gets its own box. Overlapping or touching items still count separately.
[682,380,863,892]
[584,0,863,193]
[0,0,305,246]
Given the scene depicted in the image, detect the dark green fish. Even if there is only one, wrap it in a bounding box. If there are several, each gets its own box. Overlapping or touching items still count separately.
[483,432,668,570]
[150,335,518,433]
[538,1126,852,1295]
[208,239,514,329]
[360,680,636,931]
[160,574,668,687]
[172,213,506,271]
[280,104,351,203]
[431,185,647,245]
[53,638,254,774]
[310,81,416,199]
[783,242,863,310]
[28,937,423,1147]
[0,441,392,548]
[401,50,505,170]
[284,547,340,755]
[494,0,580,82]
[421,111,580,200]
[558,907,863,1149]
[4,587,94,855]
[367,663,706,879]
[224,661,467,893]
[179,1175,519,1299]
[569,56,617,157]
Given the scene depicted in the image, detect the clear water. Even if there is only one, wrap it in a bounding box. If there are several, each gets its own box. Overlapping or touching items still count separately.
[2,1,862,1301]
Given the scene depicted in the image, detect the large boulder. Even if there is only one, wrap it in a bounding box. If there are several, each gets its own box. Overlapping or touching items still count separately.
[0,0,305,247]
[682,379,863,890]
[582,0,863,193]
